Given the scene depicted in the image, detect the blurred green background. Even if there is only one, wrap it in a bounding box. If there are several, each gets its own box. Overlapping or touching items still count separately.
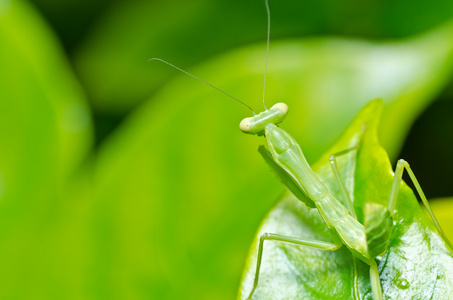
[1,0,453,299]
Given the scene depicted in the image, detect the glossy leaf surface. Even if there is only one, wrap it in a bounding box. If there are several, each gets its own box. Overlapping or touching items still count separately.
[239,100,453,299]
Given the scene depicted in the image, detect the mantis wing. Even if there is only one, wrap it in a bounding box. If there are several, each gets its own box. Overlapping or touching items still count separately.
[364,202,393,259]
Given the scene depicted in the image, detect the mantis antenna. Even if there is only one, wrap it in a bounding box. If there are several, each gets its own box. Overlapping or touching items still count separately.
[262,0,270,111]
[149,58,256,115]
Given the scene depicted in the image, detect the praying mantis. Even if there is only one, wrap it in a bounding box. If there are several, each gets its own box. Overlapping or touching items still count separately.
[151,1,453,299]
[238,101,453,300]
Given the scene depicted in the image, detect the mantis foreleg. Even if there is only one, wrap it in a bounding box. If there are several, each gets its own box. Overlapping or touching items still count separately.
[388,159,453,251]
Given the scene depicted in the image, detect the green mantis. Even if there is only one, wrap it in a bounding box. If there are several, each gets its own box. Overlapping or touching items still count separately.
[239,102,453,300]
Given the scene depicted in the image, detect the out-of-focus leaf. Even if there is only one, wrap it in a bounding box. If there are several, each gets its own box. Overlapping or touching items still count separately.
[429,198,453,242]
[74,0,453,113]
[0,0,92,298]
[28,0,110,50]
[0,0,92,181]
[78,24,453,300]
[75,0,258,112]
[239,100,453,299]
[398,98,453,198]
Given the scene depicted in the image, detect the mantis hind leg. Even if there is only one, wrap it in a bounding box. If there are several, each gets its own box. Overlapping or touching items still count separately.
[388,159,453,251]
[246,233,341,300]
[331,147,388,300]
[369,259,383,300]
[330,147,364,300]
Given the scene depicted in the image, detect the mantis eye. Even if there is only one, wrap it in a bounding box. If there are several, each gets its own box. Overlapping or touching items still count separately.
[273,102,288,115]
[239,117,253,133]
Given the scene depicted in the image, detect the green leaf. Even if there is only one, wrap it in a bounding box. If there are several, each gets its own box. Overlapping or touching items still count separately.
[239,100,453,299]
[430,198,453,242]
[0,0,92,182]
[0,1,92,298]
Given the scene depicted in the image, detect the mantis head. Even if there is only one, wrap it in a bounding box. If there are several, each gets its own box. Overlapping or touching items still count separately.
[239,103,289,135]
